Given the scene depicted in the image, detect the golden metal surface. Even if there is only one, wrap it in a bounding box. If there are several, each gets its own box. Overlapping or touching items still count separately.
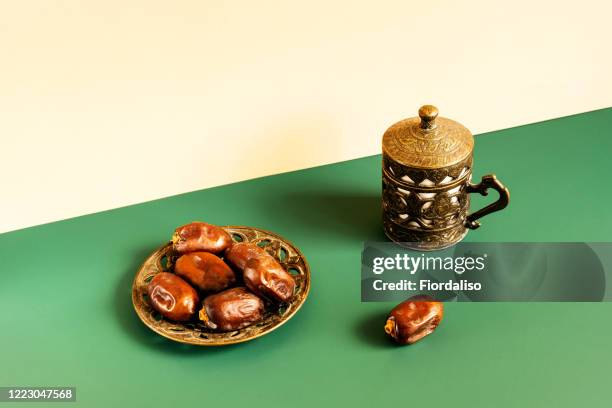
[381,104,510,250]
[418,104,439,130]
[132,226,311,346]
[382,105,474,169]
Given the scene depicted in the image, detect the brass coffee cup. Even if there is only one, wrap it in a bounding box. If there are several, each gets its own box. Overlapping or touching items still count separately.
[382,105,510,250]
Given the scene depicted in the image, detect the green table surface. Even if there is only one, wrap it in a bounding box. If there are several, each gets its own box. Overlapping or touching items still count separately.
[1,108,611,408]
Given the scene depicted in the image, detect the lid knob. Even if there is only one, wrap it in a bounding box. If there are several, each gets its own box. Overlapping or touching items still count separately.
[418,105,438,130]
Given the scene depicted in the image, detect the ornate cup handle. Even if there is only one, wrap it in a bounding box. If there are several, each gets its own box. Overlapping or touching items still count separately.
[465,174,510,230]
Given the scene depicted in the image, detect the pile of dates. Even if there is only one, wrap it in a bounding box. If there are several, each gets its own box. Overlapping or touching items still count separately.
[146,222,296,331]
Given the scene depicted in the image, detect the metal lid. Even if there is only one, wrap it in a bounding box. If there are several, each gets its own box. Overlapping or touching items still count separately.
[382,105,473,169]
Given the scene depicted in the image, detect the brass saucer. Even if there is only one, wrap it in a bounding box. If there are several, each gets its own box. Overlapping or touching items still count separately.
[132,226,311,346]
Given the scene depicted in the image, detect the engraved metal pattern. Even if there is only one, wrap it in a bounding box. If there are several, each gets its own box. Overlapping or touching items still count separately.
[381,105,510,250]
[132,226,310,346]
[383,218,468,251]
[382,155,473,250]
[383,156,472,188]
[382,117,473,169]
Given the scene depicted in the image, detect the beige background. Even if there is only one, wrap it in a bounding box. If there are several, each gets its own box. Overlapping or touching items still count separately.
[1,1,611,233]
